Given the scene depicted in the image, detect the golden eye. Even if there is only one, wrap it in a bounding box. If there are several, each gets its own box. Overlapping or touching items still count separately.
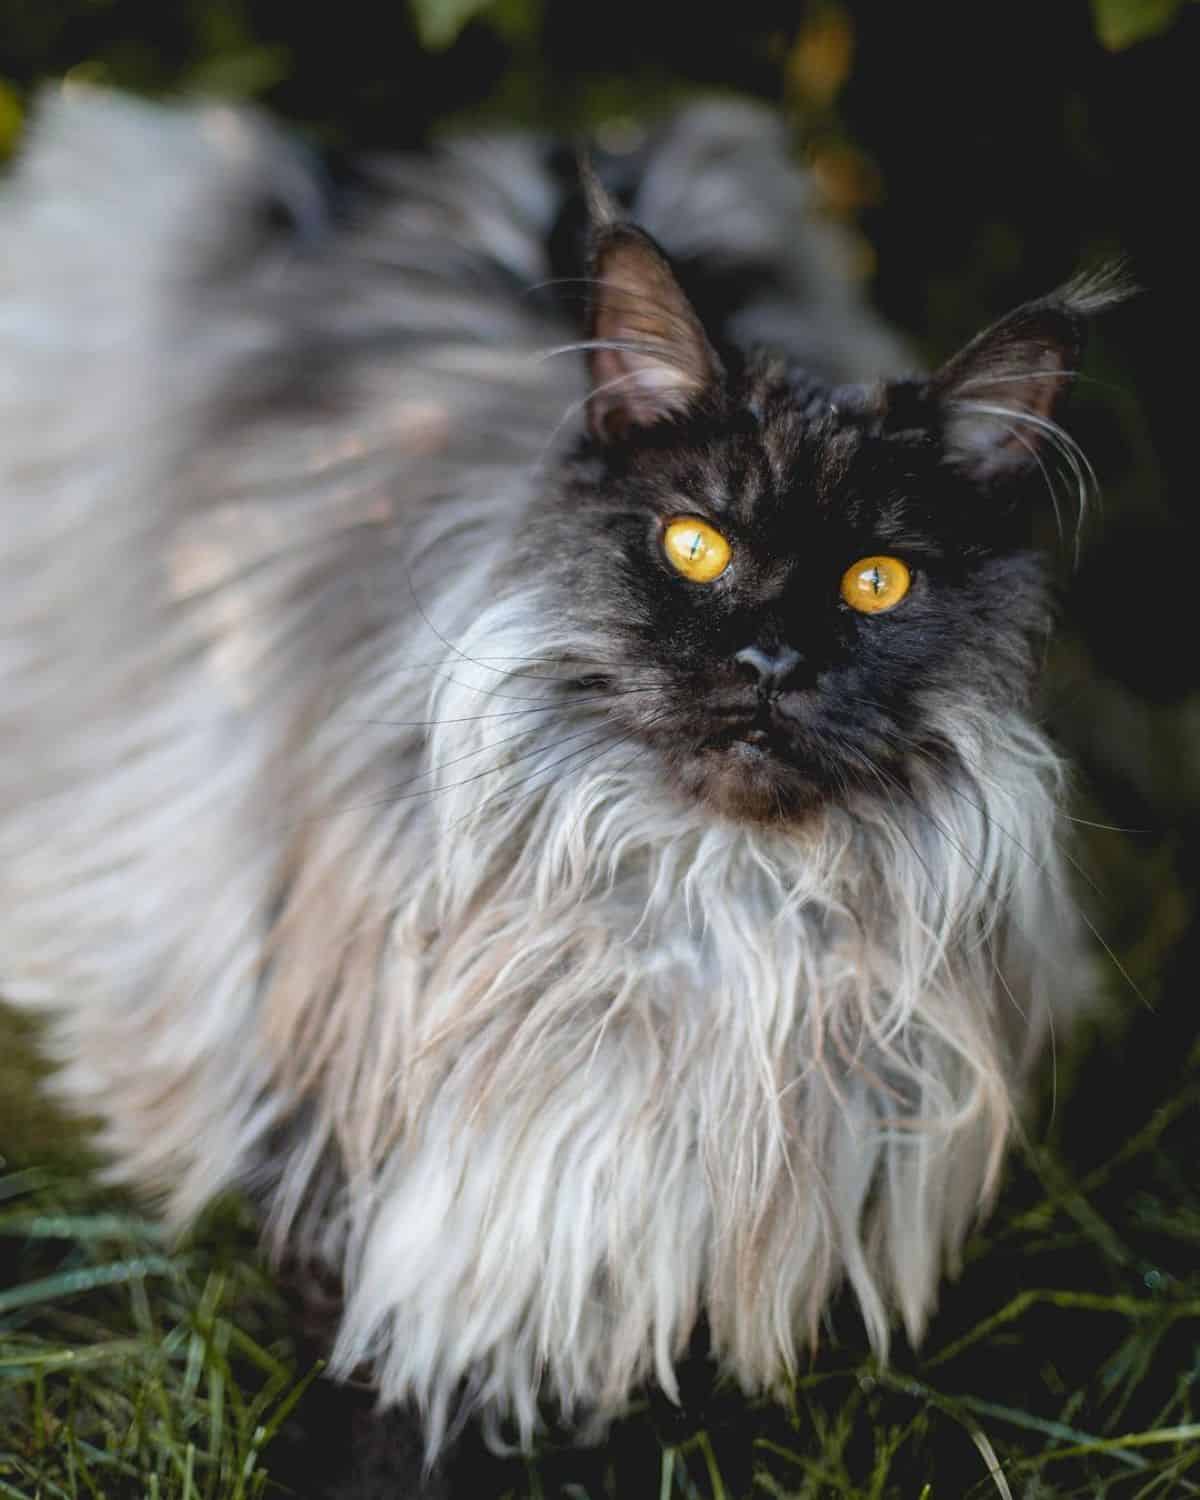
[662,517,732,583]
[840,555,911,614]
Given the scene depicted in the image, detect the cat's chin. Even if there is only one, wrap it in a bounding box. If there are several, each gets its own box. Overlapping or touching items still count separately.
[675,741,829,825]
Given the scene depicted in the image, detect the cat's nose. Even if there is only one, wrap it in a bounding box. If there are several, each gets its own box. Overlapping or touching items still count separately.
[733,644,802,693]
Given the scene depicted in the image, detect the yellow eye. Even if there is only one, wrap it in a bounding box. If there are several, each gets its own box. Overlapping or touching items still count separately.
[840,555,911,614]
[662,517,732,583]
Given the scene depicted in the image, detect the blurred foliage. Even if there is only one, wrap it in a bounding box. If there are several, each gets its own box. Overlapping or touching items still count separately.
[411,0,508,50]
[1091,0,1194,49]
[0,81,21,154]
[1,0,1198,1496]
[1,0,1196,150]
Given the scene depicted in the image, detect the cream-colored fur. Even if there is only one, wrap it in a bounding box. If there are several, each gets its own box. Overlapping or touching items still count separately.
[0,88,1085,1454]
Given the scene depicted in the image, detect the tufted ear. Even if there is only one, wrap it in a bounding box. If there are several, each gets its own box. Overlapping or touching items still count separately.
[585,222,722,441]
[930,272,1128,481]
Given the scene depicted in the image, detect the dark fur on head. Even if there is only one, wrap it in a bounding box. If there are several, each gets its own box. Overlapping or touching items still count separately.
[525,214,1123,820]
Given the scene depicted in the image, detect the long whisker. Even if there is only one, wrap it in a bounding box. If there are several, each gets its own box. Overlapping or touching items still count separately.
[824,733,954,924]
[839,715,1133,881]
[401,583,623,704]
[532,364,665,462]
[449,711,671,837]
[520,274,605,298]
[400,561,665,694]
[943,779,1150,1013]
[985,411,1068,554]
[956,368,1123,398]
[536,336,673,365]
[888,736,1151,1013]
[389,653,652,670]
[292,714,620,829]
[559,716,672,851]
[347,684,664,729]
[1058,812,1150,834]
[950,398,1098,566]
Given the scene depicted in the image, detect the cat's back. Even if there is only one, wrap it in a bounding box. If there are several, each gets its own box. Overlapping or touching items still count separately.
[0,84,910,888]
[0,86,907,1207]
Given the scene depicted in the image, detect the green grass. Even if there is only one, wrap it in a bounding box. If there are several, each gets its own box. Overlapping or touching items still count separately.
[0,1167,320,1499]
[3,999,1199,1498]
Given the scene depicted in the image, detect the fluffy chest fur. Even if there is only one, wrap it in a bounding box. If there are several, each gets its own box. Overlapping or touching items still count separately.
[272,591,1076,1450]
[245,555,1078,1448]
[0,88,1100,1458]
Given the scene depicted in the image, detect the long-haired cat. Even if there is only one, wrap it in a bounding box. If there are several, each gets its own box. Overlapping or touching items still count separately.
[0,86,1118,1473]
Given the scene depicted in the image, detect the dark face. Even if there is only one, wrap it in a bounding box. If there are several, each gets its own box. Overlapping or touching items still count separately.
[541,373,1046,822]
[526,221,1101,824]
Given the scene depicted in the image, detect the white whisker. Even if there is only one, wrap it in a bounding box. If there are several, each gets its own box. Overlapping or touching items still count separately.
[950,398,1099,565]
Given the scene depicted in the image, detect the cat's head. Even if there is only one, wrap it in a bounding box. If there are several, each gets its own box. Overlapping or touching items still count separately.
[527,211,1122,824]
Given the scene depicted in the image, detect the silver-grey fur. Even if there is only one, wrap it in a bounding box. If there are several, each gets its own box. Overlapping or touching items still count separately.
[0,88,1088,1454]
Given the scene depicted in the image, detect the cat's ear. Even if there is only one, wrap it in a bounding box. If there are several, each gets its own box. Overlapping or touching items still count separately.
[585,218,722,441]
[930,273,1127,481]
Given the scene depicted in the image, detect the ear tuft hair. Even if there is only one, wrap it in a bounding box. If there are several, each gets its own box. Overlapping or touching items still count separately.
[932,264,1134,481]
[578,152,619,231]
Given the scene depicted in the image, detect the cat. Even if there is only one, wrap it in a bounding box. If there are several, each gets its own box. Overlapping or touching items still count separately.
[0,85,1119,1469]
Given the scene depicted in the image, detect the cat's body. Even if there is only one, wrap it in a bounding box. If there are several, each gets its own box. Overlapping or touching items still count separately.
[1,89,1105,1458]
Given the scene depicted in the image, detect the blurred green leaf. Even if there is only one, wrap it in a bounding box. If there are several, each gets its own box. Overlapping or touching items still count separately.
[488,0,542,44]
[1091,0,1188,49]
[0,80,22,158]
[410,0,497,49]
[183,45,291,98]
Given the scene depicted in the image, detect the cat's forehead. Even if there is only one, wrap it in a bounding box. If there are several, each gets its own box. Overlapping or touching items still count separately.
[650,371,921,533]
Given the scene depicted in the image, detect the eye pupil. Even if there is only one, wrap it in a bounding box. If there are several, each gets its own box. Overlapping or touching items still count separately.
[662,517,732,583]
[840,555,911,614]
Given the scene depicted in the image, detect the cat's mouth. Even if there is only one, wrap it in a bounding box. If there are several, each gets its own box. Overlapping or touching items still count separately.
[701,722,788,754]
[614,690,862,824]
[678,709,833,822]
